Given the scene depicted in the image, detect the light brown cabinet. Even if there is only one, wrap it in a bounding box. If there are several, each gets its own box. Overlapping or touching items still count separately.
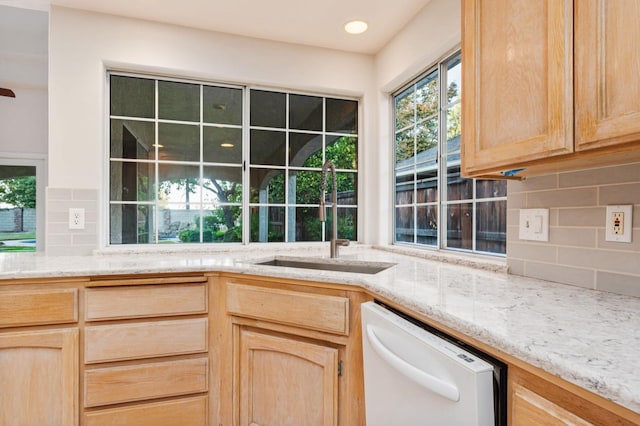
[462,0,640,178]
[0,328,79,426]
[213,275,368,426]
[83,276,209,425]
[238,327,339,426]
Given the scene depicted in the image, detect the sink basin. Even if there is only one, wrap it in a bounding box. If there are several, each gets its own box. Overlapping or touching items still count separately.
[256,257,395,275]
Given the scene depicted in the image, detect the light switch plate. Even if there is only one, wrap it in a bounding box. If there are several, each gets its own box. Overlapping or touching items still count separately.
[519,209,549,241]
[605,205,632,243]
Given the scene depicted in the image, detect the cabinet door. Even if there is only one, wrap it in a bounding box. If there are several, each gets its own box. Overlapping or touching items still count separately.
[0,328,78,426]
[511,383,594,425]
[238,328,338,426]
[462,0,573,176]
[575,0,640,150]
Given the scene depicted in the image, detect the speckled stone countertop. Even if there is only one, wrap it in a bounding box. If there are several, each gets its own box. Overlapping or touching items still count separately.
[0,244,638,414]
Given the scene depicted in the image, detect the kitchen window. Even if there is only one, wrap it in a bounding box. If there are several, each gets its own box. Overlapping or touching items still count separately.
[108,73,358,245]
[393,52,506,255]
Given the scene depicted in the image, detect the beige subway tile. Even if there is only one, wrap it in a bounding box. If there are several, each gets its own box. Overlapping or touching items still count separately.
[506,192,525,209]
[598,183,640,206]
[507,242,557,262]
[560,162,640,188]
[46,233,72,245]
[527,188,597,208]
[597,229,640,251]
[72,233,97,245]
[549,228,596,248]
[523,261,595,289]
[549,208,559,226]
[558,247,640,275]
[558,207,604,227]
[46,245,94,256]
[72,189,98,201]
[596,271,640,297]
[507,259,525,275]
[506,210,520,227]
[508,174,558,193]
[46,188,73,201]
[46,211,69,223]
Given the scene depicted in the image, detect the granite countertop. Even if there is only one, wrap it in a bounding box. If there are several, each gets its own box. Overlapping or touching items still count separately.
[0,244,638,414]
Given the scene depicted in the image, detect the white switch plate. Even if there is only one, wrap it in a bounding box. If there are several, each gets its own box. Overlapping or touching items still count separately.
[69,208,85,230]
[519,209,549,241]
[605,205,632,243]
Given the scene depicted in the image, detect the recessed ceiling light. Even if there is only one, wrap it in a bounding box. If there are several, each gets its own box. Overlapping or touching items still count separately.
[344,20,368,35]
[220,143,234,148]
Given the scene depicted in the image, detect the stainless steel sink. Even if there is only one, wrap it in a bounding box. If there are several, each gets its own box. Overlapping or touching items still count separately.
[256,256,395,275]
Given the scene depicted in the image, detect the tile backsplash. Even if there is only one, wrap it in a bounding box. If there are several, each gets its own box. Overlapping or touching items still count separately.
[46,188,98,256]
[507,162,640,297]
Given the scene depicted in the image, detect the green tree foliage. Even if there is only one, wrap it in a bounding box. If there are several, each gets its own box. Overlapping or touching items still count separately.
[0,176,36,208]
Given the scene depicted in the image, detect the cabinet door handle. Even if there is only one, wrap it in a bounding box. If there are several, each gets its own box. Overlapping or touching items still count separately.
[366,324,460,402]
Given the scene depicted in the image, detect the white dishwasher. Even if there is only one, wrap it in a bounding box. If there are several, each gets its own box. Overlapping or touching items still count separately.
[361,301,506,426]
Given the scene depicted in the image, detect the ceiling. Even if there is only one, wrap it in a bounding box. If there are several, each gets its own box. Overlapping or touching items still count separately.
[2,0,432,54]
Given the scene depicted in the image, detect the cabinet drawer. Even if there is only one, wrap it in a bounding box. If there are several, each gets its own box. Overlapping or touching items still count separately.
[226,283,349,335]
[84,357,208,407]
[0,288,77,328]
[85,395,208,426]
[85,318,208,363]
[85,283,207,321]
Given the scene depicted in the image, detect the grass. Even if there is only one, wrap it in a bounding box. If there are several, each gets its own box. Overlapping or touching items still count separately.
[0,232,36,252]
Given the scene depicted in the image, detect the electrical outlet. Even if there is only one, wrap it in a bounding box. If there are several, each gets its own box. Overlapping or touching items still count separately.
[69,208,85,230]
[605,205,632,243]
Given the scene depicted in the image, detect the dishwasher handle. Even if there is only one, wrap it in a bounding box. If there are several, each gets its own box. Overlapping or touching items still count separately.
[366,324,460,402]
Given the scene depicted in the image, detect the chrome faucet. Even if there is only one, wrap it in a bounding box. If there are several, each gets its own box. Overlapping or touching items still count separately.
[319,161,350,258]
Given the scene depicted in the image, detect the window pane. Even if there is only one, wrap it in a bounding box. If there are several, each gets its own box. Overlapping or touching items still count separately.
[337,172,357,205]
[109,161,153,202]
[446,104,462,143]
[203,126,242,164]
[476,180,507,198]
[202,206,242,242]
[110,75,155,118]
[446,55,462,104]
[0,166,37,252]
[447,164,472,201]
[158,81,200,122]
[291,206,321,242]
[201,166,242,203]
[290,133,322,168]
[395,206,414,243]
[476,200,506,254]
[326,98,357,134]
[203,86,242,125]
[158,164,200,204]
[326,136,357,170]
[416,72,438,122]
[289,94,322,131]
[416,167,437,203]
[395,86,414,130]
[158,123,200,162]
[395,128,414,164]
[288,170,320,205]
[159,204,201,243]
[110,204,153,244]
[250,206,285,242]
[250,129,286,166]
[447,203,472,250]
[323,207,357,241]
[416,119,438,158]
[250,168,285,203]
[416,205,437,246]
[395,169,414,205]
[110,120,155,160]
[251,90,286,128]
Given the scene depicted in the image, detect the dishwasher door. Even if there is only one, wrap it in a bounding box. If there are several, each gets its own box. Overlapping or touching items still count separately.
[361,302,495,426]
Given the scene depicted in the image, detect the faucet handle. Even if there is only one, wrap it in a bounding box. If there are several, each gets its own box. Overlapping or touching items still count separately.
[336,239,350,247]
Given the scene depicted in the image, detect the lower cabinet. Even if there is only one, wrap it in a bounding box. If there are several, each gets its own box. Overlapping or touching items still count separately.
[238,327,338,426]
[0,328,78,426]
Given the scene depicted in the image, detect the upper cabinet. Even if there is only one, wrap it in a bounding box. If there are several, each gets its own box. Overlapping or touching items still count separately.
[462,0,640,178]
[574,0,640,150]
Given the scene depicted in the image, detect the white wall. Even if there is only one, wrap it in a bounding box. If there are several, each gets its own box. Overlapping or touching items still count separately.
[371,0,461,244]
[48,6,377,248]
[0,88,47,155]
